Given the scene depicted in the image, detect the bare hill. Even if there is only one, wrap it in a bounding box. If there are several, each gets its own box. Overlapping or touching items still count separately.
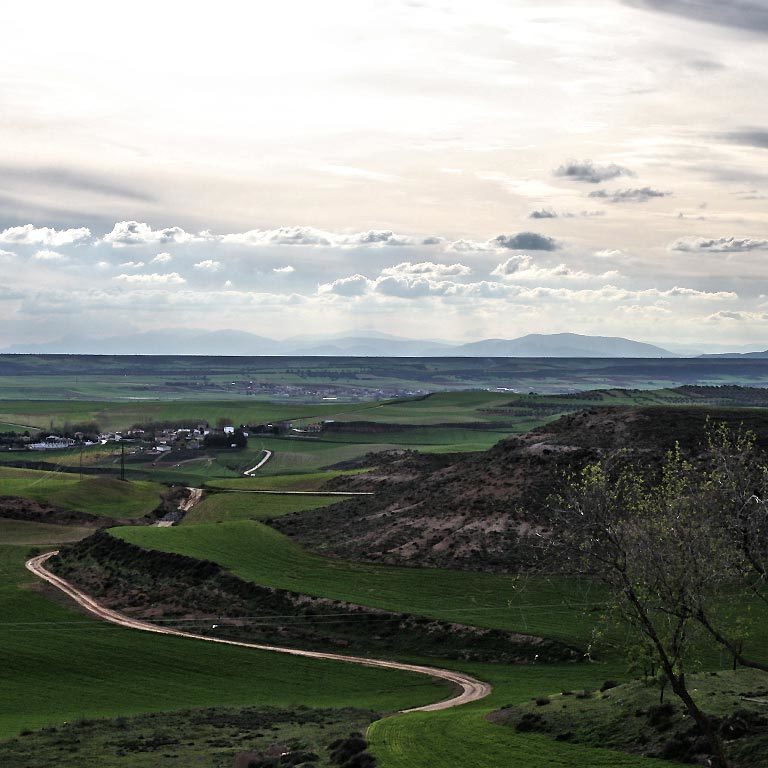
[274,407,768,572]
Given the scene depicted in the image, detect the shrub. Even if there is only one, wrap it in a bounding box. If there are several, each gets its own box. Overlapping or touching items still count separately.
[600,680,618,692]
[329,735,368,765]
[647,703,675,729]
[515,713,544,733]
[535,697,551,706]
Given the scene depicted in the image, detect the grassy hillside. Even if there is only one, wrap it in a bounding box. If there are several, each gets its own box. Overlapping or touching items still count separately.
[115,520,600,646]
[0,519,92,545]
[0,544,450,740]
[0,467,163,518]
[491,669,768,767]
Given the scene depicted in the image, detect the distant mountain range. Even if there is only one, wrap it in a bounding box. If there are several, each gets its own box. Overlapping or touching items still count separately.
[2,330,685,357]
[700,349,768,359]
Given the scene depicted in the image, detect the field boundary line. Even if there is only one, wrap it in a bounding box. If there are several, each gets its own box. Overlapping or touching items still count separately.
[25,551,491,714]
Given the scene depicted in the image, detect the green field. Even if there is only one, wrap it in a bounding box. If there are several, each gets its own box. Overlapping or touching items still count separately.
[116,520,601,646]
[0,518,92,545]
[0,467,163,518]
[206,470,366,491]
[0,544,450,740]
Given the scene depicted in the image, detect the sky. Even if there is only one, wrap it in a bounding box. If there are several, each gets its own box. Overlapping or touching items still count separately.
[1,0,767,350]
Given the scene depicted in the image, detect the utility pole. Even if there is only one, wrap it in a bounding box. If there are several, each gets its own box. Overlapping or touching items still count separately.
[79,443,83,481]
[120,442,125,482]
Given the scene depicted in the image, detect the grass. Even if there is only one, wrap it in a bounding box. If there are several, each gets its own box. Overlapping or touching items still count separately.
[370,707,675,768]
[0,466,163,518]
[206,470,366,491]
[491,668,768,766]
[0,519,93,545]
[182,492,341,524]
[0,544,451,740]
[366,659,679,767]
[0,705,378,768]
[115,520,601,646]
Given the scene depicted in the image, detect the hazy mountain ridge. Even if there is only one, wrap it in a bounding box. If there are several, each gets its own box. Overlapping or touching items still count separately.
[4,330,682,357]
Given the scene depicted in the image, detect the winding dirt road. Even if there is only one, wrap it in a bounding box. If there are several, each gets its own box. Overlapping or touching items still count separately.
[25,551,491,714]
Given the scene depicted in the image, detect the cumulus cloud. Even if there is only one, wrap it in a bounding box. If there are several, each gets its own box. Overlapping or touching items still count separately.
[193,259,222,271]
[0,224,91,246]
[491,255,619,282]
[151,252,172,264]
[318,274,372,296]
[102,221,206,247]
[0,249,16,261]
[589,187,671,203]
[114,272,186,284]
[379,261,471,278]
[273,265,295,273]
[670,236,768,252]
[529,209,558,219]
[493,232,558,251]
[118,260,145,268]
[554,159,633,184]
[222,226,417,248]
[491,254,533,276]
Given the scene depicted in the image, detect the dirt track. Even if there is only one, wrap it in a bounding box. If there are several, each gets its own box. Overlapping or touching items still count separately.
[25,551,491,714]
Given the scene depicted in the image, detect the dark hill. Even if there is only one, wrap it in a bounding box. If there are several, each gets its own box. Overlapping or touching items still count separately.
[274,407,768,572]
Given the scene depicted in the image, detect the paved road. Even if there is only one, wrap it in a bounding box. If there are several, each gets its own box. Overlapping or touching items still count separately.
[26,552,491,714]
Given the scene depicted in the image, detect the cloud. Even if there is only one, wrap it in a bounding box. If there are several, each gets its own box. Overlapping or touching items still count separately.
[0,224,91,246]
[151,252,172,264]
[193,259,222,271]
[318,274,372,296]
[32,249,68,261]
[373,276,437,298]
[222,226,417,248]
[118,260,145,268]
[493,232,558,251]
[491,254,533,276]
[273,265,295,273]
[589,187,671,203]
[670,236,768,252]
[623,1,768,34]
[113,272,186,284]
[491,255,619,282]
[379,261,472,278]
[0,285,24,300]
[102,221,206,247]
[706,310,768,322]
[529,209,558,219]
[0,249,16,261]
[717,129,768,148]
[554,159,633,184]
[0,165,153,203]
[595,248,626,258]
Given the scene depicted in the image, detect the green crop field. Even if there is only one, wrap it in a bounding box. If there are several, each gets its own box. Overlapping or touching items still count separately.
[0,519,92,545]
[0,467,163,518]
[206,470,366,491]
[0,544,450,740]
[116,520,602,646]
